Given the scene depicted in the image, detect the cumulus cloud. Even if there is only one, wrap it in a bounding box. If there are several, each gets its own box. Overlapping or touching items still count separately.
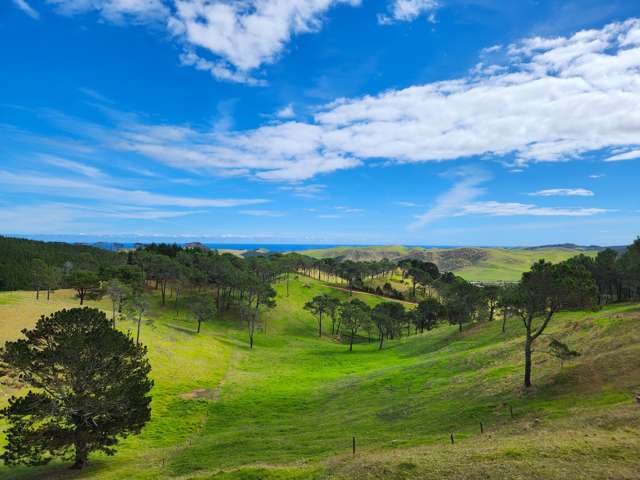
[13,0,39,19]
[12,19,640,181]
[378,0,438,25]
[528,188,594,197]
[169,0,361,81]
[46,1,361,83]
[125,19,640,179]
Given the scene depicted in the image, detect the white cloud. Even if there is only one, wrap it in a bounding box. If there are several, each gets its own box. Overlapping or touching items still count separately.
[395,201,420,207]
[239,209,285,217]
[0,202,202,234]
[589,174,605,179]
[13,0,39,19]
[41,154,104,179]
[43,1,360,83]
[335,205,363,213]
[409,166,489,230]
[178,50,265,85]
[276,104,296,119]
[14,18,640,181]
[0,170,267,208]
[409,166,610,230]
[47,0,169,23]
[378,0,438,25]
[279,183,326,198]
[528,188,594,197]
[460,202,610,217]
[168,0,361,82]
[605,149,640,161]
[315,19,640,168]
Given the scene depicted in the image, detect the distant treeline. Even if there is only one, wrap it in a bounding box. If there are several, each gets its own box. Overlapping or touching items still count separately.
[0,236,116,291]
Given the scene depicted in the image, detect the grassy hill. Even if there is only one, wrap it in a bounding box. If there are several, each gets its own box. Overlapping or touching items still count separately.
[0,278,638,479]
[302,246,599,282]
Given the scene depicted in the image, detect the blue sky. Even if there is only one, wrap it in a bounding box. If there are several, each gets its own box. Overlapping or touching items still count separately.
[1,0,640,246]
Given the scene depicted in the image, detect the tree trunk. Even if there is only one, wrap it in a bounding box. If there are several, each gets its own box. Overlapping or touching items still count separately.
[36,288,40,300]
[318,312,323,337]
[71,434,89,470]
[197,319,201,333]
[136,315,142,345]
[502,310,507,334]
[47,289,51,300]
[524,337,533,388]
[378,331,384,350]
[349,332,354,352]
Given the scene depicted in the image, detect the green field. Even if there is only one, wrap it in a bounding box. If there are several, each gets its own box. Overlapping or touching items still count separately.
[0,276,638,479]
[302,246,598,282]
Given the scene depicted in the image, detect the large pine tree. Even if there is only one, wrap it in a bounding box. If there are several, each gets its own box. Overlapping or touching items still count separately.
[0,308,153,469]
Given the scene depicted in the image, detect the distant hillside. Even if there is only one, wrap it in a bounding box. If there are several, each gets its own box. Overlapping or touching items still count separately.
[0,236,117,291]
[301,245,600,282]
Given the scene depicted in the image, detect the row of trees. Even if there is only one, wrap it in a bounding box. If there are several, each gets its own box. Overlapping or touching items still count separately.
[304,241,640,389]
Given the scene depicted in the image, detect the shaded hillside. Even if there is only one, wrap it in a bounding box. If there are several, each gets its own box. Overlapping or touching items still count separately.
[0,236,117,291]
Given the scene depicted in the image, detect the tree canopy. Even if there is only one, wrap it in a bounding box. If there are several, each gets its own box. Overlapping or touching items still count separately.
[0,308,153,469]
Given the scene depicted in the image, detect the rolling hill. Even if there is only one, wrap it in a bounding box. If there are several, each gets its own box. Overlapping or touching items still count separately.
[0,276,638,479]
[301,245,601,282]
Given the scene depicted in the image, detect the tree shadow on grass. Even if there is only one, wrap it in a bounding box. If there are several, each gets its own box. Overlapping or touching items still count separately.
[0,457,112,480]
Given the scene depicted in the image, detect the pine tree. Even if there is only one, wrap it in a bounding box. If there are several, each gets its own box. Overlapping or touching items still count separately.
[0,308,153,469]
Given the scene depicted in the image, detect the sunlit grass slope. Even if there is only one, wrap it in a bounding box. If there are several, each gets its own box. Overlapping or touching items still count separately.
[0,276,638,480]
[303,246,597,282]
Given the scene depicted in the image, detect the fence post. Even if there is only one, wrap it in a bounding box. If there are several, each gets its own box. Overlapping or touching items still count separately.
[352,436,356,456]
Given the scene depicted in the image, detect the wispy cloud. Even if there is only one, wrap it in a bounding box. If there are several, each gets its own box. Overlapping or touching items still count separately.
[0,170,267,208]
[409,166,610,230]
[40,154,104,179]
[528,188,594,197]
[279,183,327,198]
[605,149,640,162]
[395,201,420,207]
[47,0,168,24]
[460,202,611,217]
[239,210,285,217]
[409,166,489,230]
[13,0,39,19]
[589,174,606,179]
[335,206,364,214]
